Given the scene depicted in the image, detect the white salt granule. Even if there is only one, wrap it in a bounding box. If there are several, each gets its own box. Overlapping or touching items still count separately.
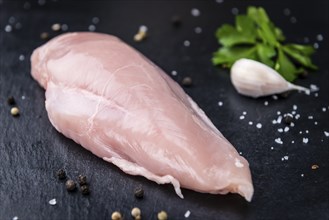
[256,123,262,129]
[308,116,313,119]
[243,111,247,115]
[264,101,268,106]
[248,121,253,125]
[49,198,57,205]
[171,70,177,76]
[218,101,223,106]
[324,131,329,137]
[284,127,289,132]
[275,138,283,144]
[239,115,245,120]
[184,210,191,218]
[303,138,309,144]
[293,105,298,110]
[191,8,200,17]
[183,40,191,47]
[278,128,283,133]
[277,111,281,115]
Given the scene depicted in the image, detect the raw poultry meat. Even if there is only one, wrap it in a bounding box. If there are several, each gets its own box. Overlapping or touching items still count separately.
[31,32,254,201]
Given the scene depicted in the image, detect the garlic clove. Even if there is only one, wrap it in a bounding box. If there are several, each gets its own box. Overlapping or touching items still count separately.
[230,58,310,98]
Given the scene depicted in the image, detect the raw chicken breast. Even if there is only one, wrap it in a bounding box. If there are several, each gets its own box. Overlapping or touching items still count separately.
[31,32,254,201]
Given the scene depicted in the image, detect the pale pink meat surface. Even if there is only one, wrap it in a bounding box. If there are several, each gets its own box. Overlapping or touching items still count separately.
[31,32,254,201]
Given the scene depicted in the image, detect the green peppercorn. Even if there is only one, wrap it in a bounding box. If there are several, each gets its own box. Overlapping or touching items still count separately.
[80,184,90,195]
[56,169,66,180]
[78,175,87,185]
[134,186,144,199]
[65,179,76,191]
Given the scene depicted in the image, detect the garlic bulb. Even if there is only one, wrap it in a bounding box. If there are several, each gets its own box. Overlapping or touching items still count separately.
[230,58,310,98]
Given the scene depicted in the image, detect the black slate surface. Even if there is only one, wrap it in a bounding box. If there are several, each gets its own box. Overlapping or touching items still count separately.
[1,0,328,219]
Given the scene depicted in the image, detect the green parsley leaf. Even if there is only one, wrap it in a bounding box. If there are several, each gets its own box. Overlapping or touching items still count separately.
[212,6,317,82]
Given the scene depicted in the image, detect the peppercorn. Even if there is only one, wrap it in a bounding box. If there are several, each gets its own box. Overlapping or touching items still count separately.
[131,207,141,219]
[10,107,20,117]
[78,175,87,185]
[7,96,16,105]
[80,184,90,195]
[171,15,182,27]
[56,169,66,180]
[111,211,122,220]
[157,211,168,220]
[299,70,309,79]
[65,179,76,191]
[182,77,193,87]
[134,186,144,199]
[283,114,293,124]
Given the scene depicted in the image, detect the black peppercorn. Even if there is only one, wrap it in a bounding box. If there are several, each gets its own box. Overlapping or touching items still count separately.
[7,96,16,105]
[182,77,193,87]
[134,186,144,199]
[171,15,182,27]
[284,114,293,124]
[80,184,90,195]
[65,179,76,191]
[78,175,87,186]
[56,169,66,180]
[299,70,309,79]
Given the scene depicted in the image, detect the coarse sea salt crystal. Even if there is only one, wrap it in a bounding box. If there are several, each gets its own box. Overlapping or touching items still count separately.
[277,116,283,123]
[308,116,313,120]
[293,105,298,110]
[256,123,262,129]
[239,115,245,120]
[283,155,289,160]
[310,84,319,92]
[191,8,200,17]
[324,131,329,137]
[248,121,253,125]
[272,120,277,124]
[49,198,57,205]
[218,101,223,106]
[284,127,289,132]
[184,210,191,218]
[88,25,96,32]
[270,147,274,150]
[303,138,309,144]
[290,122,295,127]
[278,128,283,133]
[305,130,309,134]
[295,114,300,120]
[243,111,247,115]
[316,34,323,41]
[275,138,283,144]
[19,54,25,61]
[231,7,239,15]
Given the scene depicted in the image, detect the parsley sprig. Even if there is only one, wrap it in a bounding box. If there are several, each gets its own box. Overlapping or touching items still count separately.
[212,6,317,82]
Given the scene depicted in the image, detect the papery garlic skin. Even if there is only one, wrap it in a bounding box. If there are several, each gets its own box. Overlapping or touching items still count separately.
[230,59,310,98]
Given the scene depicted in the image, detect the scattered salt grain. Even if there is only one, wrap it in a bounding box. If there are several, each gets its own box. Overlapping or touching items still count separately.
[218,101,223,107]
[290,122,295,127]
[242,111,247,115]
[248,121,253,125]
[21,95,26,100]
[139,25,148,33]
[316,34,323,41]
[305,130,309,134]
[324,131,329,137]
[295,114,300,120]
[284,127,289,132]
[277,111,281,115]
[291,140,295,144]
[299,131,303,134]
[194,27,202,34]
[256,123,262,129]
[183,40,191,47]
[283,155,289,160]
[239,115,245,120]
[283,8,291,16]
[184,210,191,218]
[301,174,304,177]
[322,107,327,112]
[191,8,200,17]
[278,128,283,133]
[231,7,239,15]
[310,84,319,92]
[5,25,12,32]
[314,93,318,97]
[290,16,297,23]
[277,115,283,124]
[291,111,296,115]
[88,25,96,32]
[92,17,100,24]
[308,116,313,120]
[302,138,309,144]
[275,138,283,144]
[19,54,25,61]
[272,120,277,125]
[239,151,243,155]
[235,158,244,168]
[272,95,278,100]
[270,147,274,150]
[293,105,298,110]
[15,22,22,30]
[171,70,177,76]
[61,24,68,31]
[264,101,268,106]
[313,42,319,49]
[314,121,318,125]
[12,217,18,220]
[49,198,57,205]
